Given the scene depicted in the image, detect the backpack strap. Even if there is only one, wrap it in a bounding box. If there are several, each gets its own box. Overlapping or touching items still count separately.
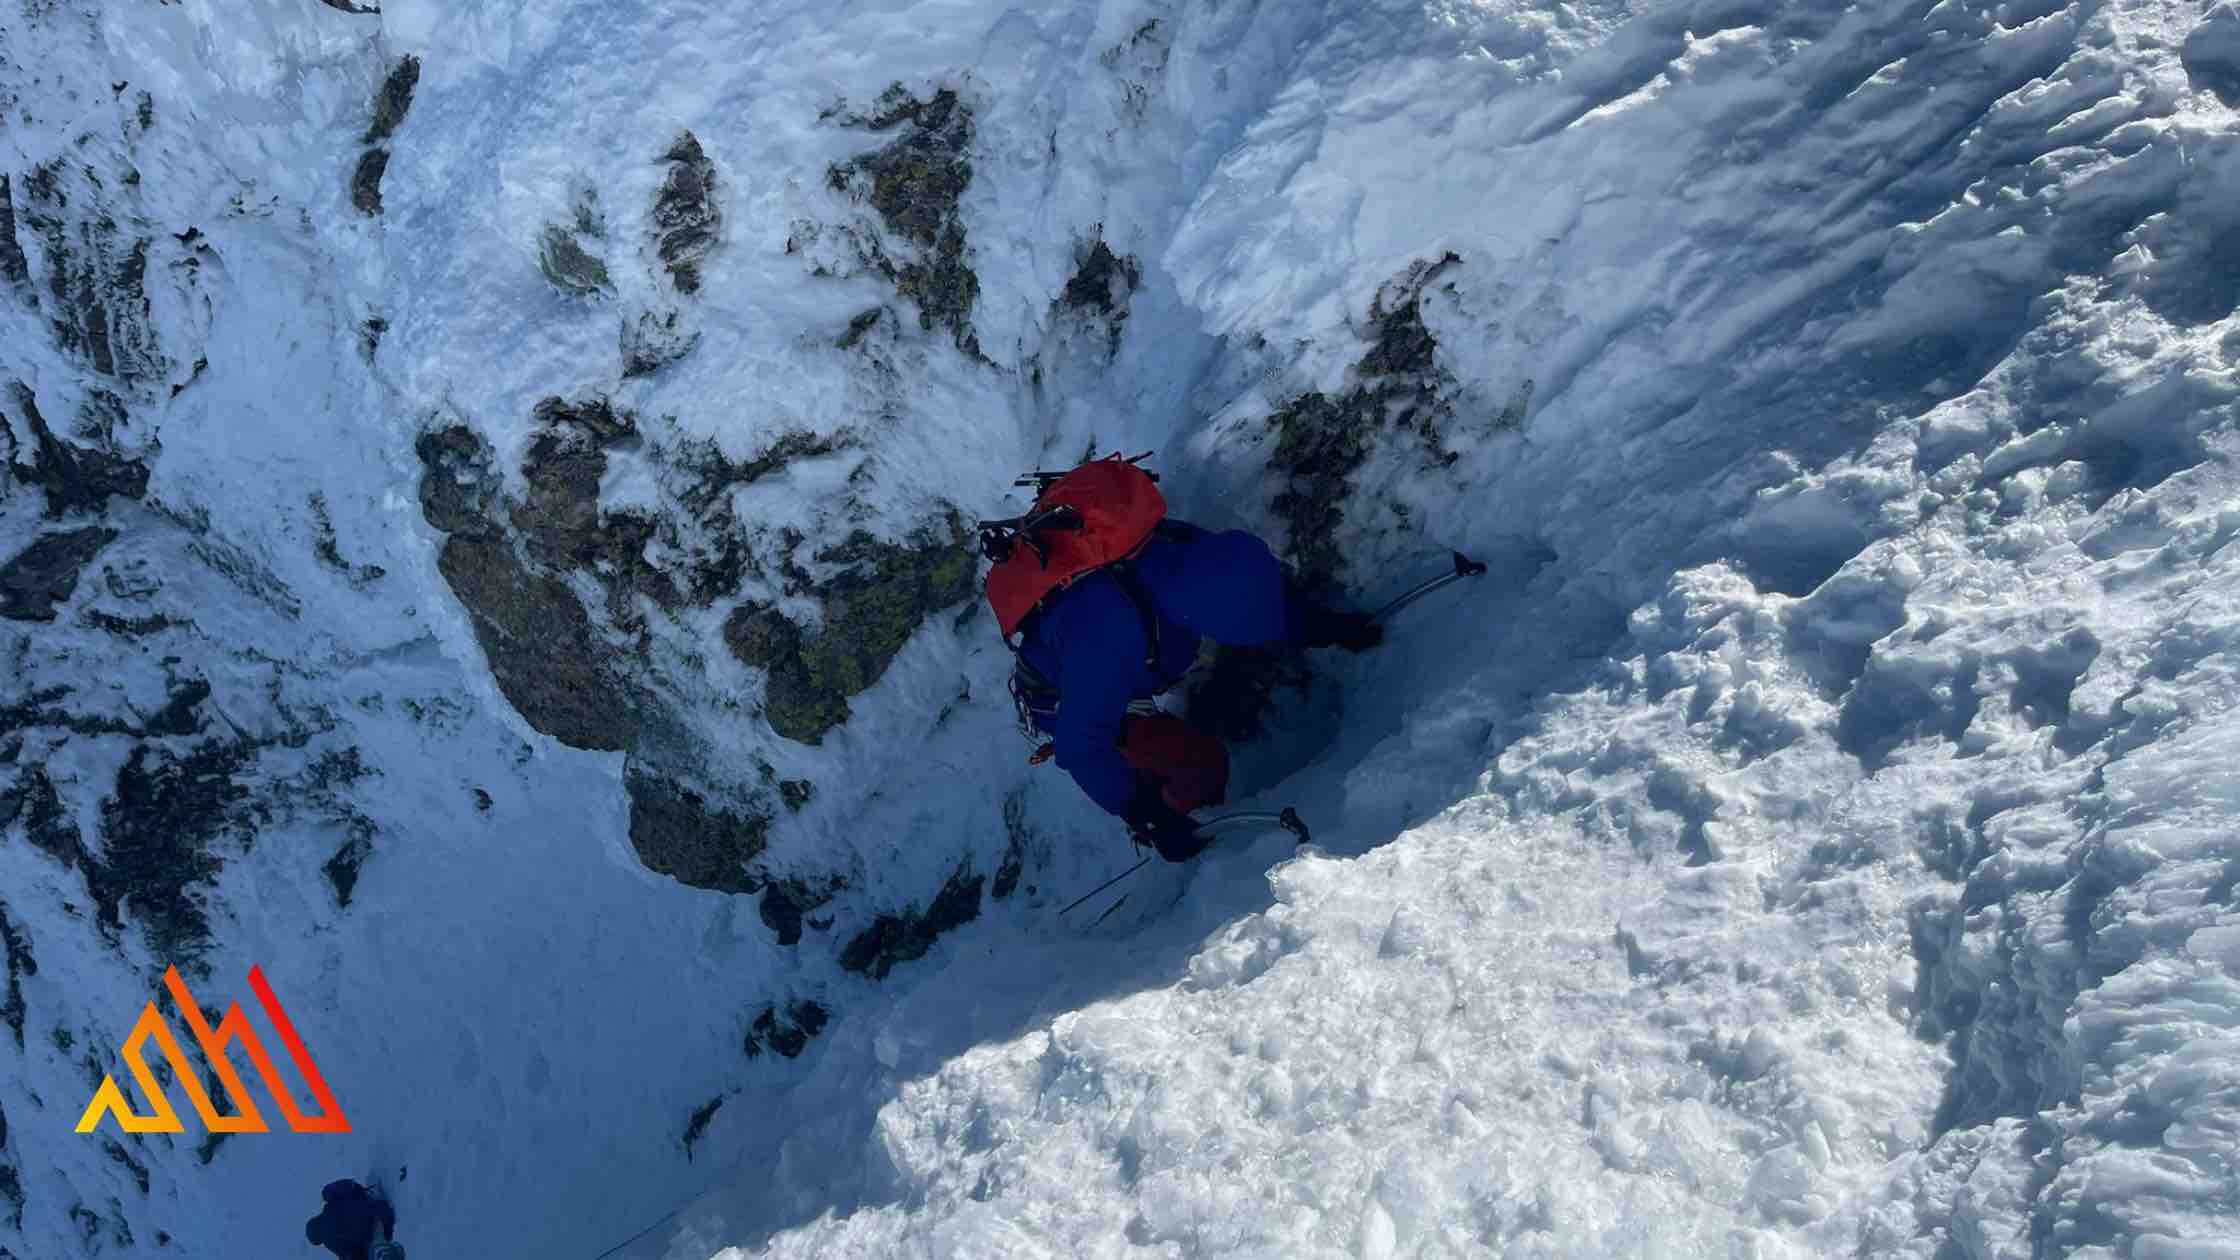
[1108,562,1161,670]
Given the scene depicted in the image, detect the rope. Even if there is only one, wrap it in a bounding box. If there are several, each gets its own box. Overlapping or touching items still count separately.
[587,1180,708,1260]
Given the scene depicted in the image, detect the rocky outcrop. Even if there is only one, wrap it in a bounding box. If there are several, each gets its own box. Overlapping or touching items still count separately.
[0,902,32,1050]
[653,133,720,294]
[86,742,251,968]
[838,863,984,980]
[623,764,770,894]
[723,521,975,745]
[1056,239,1141,358]
[435,536,646,752]
[351,57,419,215]
[742,999,828,1059]
[14,162,165,383]
[816,87,983,357]
[5,383,150,519]
[0,174,29,292]
[538,187,612,298]
[417,415,648,751]
[1,527,117,621]
[1264,252,1521,592]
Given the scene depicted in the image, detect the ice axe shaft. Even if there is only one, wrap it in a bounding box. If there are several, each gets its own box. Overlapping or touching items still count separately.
[1372,551,1489,623]
[1059,808,1313,918]
[1058,855,1152,917]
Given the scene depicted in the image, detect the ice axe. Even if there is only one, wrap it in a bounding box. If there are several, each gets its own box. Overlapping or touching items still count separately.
[1372,551,1489,623]
[1059,807,1312,920]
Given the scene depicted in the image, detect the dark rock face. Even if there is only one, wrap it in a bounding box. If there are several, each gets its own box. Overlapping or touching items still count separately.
[681,1095,723,1159]
[2,767,81,866]
[1,903,33,1049]
[0,175,29,292]
[14,162,165,383]
[838,864,984,979]
[435,536,643,752]
[1054,239,1141,358]
[365,56,420,144]
[724,522,976,744]
[539,190,612,298]
[414,424,501,536]
[757,876,839,946]
[323,830,374,907]
[0,1097,18,1228]
[88,742,252,968]
[6,383,150,519]
[1,527,118,621]
[824,87,982,357]
[418,409,649,753]
[624,763,768,894]
[654,133,720,294]
[349,56,418,215]
[1061,239,1139,318]
[1266,252,1482,592]
[742,999,828,1059]
[350,148,390,216]
[621,309,697,377]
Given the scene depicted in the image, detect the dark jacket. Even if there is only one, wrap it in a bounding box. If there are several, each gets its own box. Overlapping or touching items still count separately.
[1018,523,1297,816]
[305,1179,394,1259]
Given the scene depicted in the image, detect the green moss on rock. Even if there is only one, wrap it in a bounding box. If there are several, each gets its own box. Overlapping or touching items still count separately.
[724,520,975,744]
[826,87,981,357]
[539,226,611,297]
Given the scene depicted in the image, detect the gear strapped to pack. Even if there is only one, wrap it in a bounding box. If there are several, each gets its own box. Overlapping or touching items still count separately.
[981,453,1174,742]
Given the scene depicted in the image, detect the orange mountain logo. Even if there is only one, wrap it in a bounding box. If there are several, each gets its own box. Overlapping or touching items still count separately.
[76,965,350,1135]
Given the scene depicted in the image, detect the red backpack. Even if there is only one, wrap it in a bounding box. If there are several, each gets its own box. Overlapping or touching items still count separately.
[981,454,1167,641]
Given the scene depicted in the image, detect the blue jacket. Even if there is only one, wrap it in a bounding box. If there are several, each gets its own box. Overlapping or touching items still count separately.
[1018,524,1297,817]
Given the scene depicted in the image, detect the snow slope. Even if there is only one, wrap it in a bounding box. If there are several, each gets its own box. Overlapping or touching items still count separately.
[0,0,2235,1257]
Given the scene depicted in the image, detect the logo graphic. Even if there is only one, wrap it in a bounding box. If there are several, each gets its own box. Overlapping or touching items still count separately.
[76,965,350,1135]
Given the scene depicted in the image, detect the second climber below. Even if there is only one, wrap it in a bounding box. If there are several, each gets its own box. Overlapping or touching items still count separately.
[982,455,1380,863]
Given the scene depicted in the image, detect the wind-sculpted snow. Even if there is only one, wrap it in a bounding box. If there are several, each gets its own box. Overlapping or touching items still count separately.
[0,0,2235,1257]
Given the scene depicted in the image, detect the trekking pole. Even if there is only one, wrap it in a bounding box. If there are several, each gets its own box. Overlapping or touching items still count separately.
[1058,808,1312,918]
[1193,808,1313,846]
[1058,855,1152,917]
[1372,551,1488,623]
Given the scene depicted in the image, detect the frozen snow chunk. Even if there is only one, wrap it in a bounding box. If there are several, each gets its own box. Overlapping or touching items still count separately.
[2185,925,2240,974]
[1377,905,1436,959]
[1744,1144,1820,1224]
[2182,4,2240,107]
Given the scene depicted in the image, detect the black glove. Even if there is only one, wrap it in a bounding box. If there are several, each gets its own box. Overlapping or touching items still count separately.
[1296,603,1384,652]
[1124,779,1209,863]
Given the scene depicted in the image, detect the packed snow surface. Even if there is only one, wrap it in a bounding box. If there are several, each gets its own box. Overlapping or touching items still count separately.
[1,0,2236,1258]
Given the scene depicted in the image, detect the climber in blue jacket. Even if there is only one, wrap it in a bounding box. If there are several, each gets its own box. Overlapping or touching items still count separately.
[1011,521,1379,861]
